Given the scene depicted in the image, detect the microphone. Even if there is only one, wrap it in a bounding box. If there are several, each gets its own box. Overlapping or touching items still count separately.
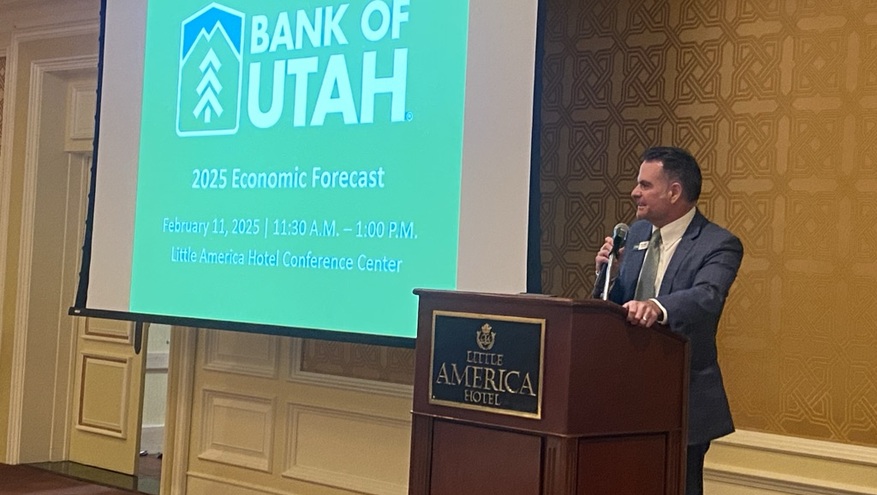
[593,222,629,299]
[609,222,629,257]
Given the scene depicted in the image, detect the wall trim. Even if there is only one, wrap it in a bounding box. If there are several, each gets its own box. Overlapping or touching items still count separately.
[706,430,877,495]
[707,466,877,495]
[0,46,7,395]
[715,430,877,468]
[9,20,99,46]
[186,472,300,495]
[0,42,20,404]
[162,327,198,495]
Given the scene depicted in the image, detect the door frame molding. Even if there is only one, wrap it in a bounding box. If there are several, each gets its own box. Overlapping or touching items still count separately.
[6,54,98,461]
[163,326,198,495]
[0,21,98,463]
[0,17,194,491]
[0,21,96,356]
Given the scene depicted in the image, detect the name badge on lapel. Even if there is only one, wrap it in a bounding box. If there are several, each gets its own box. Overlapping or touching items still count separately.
[634,241,650,251]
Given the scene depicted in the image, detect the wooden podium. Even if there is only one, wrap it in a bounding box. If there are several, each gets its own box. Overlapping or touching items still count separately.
[408,290,689,495]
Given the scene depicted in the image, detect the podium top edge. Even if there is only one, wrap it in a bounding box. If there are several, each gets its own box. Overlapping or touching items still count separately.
[413,289,686,343]
[413,288,621,310]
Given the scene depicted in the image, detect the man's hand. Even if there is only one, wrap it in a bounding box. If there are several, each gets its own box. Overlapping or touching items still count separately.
[595,236,624,272]
[622,299,661,327]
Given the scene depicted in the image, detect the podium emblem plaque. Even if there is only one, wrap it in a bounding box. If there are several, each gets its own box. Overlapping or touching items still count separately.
[429,311,545,418]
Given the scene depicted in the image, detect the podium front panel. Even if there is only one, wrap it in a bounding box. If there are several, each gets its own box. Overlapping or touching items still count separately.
[429,420,541,495]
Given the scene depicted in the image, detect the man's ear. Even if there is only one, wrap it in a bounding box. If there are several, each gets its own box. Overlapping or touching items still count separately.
[669,182,683,203]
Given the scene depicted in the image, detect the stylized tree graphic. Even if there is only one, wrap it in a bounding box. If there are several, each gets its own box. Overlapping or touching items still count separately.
[193,49,223,123]
[177,4,244,136]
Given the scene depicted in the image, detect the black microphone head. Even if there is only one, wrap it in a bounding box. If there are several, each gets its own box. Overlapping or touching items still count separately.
[610,223,629,255]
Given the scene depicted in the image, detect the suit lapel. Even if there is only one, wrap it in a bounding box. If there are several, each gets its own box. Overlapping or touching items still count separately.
[660,211,706,295]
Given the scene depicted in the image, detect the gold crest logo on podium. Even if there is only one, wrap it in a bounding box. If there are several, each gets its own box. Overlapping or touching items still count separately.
[476,323,495,351]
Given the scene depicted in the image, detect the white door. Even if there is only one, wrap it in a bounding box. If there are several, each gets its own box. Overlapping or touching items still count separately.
[68,317,148,475]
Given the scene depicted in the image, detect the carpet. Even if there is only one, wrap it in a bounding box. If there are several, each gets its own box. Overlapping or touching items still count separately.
[0,463,137,494]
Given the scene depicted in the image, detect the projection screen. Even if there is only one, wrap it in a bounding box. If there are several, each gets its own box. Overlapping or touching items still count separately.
[72,0,540,345]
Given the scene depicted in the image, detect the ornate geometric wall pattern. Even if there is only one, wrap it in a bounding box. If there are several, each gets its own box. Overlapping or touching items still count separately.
[540,0,877,447]
[300,340,414,386]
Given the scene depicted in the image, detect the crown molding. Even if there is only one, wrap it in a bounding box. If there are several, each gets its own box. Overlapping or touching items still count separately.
[10,19,98,45]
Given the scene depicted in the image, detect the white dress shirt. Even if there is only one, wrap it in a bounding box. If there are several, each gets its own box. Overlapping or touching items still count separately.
[647,207,696,322]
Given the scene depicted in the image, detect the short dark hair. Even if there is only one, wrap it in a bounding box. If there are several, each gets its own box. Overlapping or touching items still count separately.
[639,146,702,202]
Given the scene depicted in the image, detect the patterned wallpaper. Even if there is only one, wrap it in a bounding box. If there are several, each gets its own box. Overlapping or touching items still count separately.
[300,339,414,385]
[539,0,877,447]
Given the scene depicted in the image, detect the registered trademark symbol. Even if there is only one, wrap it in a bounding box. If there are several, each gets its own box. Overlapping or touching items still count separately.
[406,111,414,121]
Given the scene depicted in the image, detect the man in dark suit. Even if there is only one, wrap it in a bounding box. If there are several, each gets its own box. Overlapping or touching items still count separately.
[595,146,743,495]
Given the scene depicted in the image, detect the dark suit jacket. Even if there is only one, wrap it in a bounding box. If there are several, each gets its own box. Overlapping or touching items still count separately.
[608,209,743,445]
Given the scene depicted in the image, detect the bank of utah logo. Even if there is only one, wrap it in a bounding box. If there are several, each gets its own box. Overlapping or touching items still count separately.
[176,3,245,137]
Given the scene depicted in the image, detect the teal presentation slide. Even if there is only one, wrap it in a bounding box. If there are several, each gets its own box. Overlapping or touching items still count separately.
[129,0,470,338]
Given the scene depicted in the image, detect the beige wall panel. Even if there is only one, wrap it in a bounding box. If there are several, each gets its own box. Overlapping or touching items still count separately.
[64,78,95,152]
[203,330,279,378]
[66,80,94,139]
[186,331,412,494]
[77,355,129,437]
[83,316,132,343]
[199,389,276,472]
[283,404,410,495]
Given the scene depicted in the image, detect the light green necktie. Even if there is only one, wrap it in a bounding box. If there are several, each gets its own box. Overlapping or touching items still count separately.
[635,229,662,300]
